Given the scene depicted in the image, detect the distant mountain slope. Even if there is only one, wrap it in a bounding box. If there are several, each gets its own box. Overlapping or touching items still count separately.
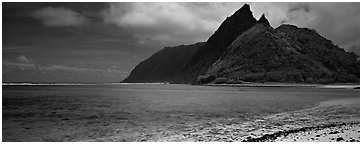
[122,4,359,84]
[122,42,205,83]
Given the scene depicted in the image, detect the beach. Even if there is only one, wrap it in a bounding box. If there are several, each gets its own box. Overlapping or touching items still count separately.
[145,97,360,142]
[2,84,359,142]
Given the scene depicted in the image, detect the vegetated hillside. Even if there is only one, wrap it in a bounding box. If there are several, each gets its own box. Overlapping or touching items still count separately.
[122,4,359,84]
[198,24,359,84]
[276,24,359,82]
[122,42,205,83]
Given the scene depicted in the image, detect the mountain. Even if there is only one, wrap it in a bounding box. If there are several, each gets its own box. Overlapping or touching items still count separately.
[122,4,359,84]
[199,24,359,84]
[122,42,205,83]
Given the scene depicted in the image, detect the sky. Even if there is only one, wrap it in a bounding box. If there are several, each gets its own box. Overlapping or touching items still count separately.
[2,2,360,83]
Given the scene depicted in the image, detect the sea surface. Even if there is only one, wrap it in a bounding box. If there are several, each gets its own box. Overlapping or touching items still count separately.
[2,84,359,141]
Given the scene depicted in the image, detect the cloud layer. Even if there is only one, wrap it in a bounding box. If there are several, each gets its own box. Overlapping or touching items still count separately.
[3,2,359,83]
[32,7,86,27]
[29,3,359,53]
[102,2,245,45]
[102,2,359,53]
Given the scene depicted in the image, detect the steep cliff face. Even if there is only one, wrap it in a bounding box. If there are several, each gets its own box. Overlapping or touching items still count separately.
[122,42,205,83]
[181,4,257,78]
[122,4,359,84]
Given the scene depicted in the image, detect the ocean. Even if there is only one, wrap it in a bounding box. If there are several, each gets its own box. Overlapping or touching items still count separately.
[2,84,359,141]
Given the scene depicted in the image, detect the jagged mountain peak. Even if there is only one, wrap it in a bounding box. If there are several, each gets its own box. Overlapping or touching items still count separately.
[182,4,258,76]
[233,4,252,16]
[257,14,270,26]
[227,4,255,23]
[206,3,256,45]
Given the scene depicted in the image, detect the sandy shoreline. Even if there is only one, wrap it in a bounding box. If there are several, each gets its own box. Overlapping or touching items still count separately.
[145,98,360,142]
[205,83,359,89]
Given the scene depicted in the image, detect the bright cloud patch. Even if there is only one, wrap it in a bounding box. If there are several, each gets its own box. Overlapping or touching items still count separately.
[102,2,359,54]
[33,7,86,27]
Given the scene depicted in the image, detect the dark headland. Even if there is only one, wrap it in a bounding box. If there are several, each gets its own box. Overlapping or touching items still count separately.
[122,4,359,85]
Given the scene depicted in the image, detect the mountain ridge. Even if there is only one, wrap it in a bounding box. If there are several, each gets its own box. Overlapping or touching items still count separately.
[199,24,358,84]
[122,4,359,84]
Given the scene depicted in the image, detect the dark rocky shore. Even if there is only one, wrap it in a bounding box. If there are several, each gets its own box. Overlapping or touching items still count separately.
[274,122,359,142]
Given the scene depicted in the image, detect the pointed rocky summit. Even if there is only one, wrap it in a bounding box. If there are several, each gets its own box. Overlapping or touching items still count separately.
[257,14,270,26]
